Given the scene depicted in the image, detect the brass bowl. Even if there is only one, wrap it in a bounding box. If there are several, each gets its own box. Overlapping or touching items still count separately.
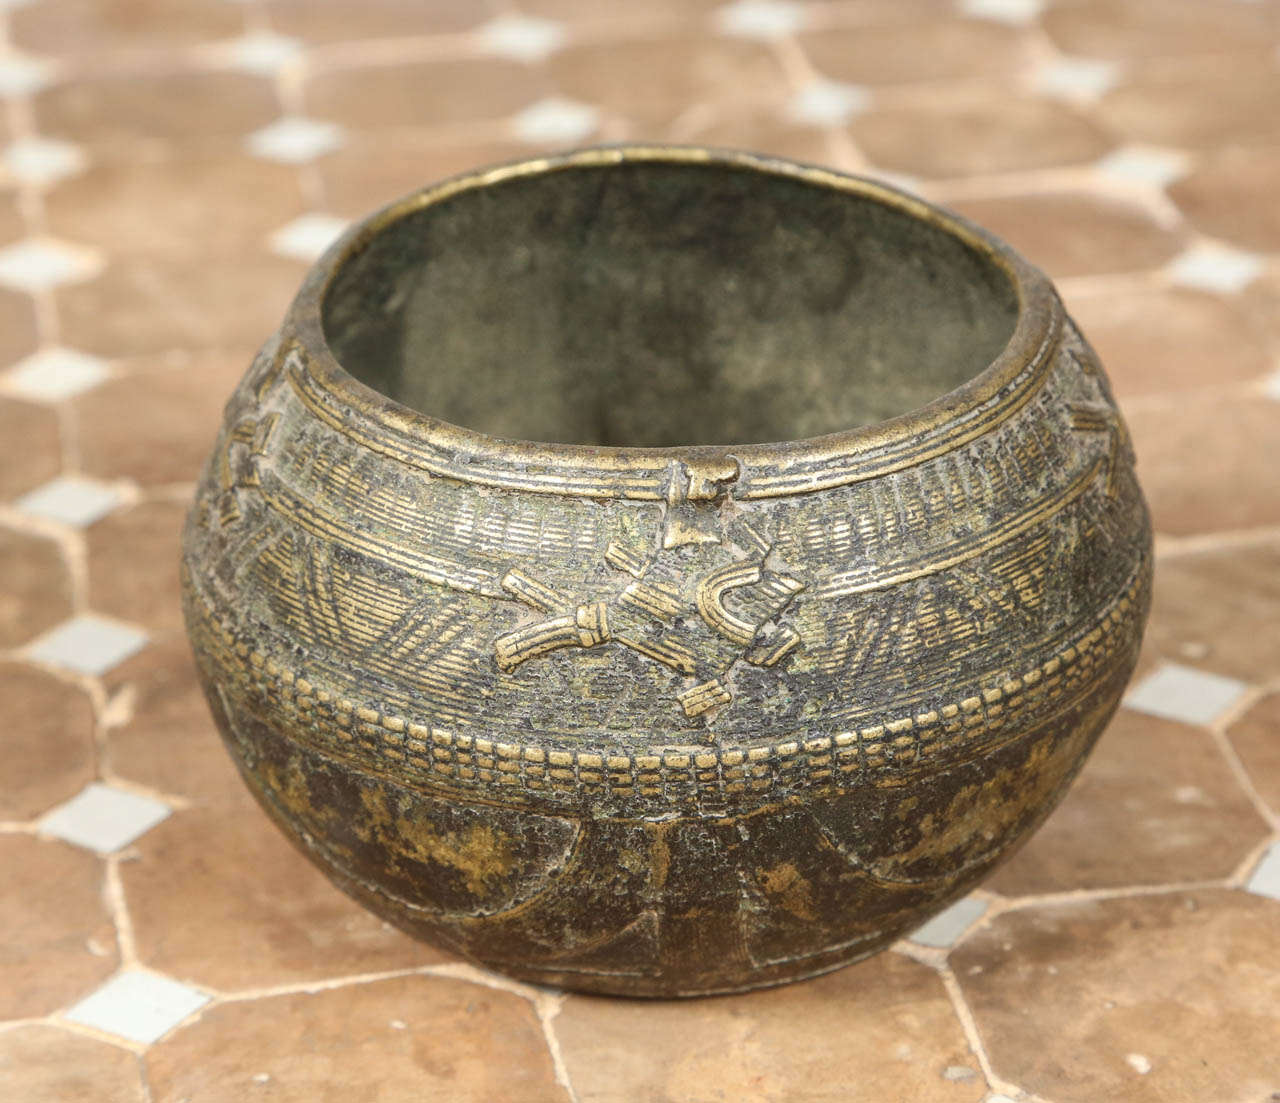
[182,146,1152,996]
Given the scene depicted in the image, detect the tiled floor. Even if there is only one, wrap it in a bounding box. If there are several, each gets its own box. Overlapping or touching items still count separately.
[1,1,1277,1100]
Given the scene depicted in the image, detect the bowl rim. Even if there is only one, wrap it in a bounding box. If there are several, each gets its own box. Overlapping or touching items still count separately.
[282,144,1062,500]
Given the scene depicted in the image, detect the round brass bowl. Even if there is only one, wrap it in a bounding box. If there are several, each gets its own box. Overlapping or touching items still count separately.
[182,146,1152,997]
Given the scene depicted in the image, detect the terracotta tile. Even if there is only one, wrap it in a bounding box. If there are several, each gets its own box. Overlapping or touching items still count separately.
[307,57,551,131]
[547,35,789,131]
[954,890,1280,1102]
[86,501,186,633]
[0,285,39,370]
[36,72,279,157]
[987,710,1269,896]
[123,803,447,992]
[0,398,60,502]
[0,663,95,822]
[318,135,533,218]
[1143,542,1280,686]
[74,355,248,486]
[266,0,495,43]
[851,95,1111,180]
[1169,148,1280,255]
[799,17,1034,87]
[1126,394,1280,536]
[56,255,299,360]
[103,638,248,810]
[556,953,985,1102]
[44,157,305,260]
[1099,57,1280,151]
[0,835,117,1018]
[10,0,243,59]
[0,1025,144,1103]
[945,192,1185,280]
[1227,694,1280,817]
[147,974,564,1102]
[1061,286,1272,400]
[0,191,26,246]
[1043,0,1278,61]
[0,529,72,650]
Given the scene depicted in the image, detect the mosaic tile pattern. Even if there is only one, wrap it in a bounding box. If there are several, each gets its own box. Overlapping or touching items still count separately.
[0,0,1276,1099]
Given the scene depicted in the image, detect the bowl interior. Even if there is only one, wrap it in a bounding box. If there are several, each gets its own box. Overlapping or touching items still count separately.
[322,157,1020,448]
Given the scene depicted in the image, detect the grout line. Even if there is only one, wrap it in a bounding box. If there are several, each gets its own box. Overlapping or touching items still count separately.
[535,990,580,1103]
[1227,831,1279,889]
[1206,683,1280,831]
[937,961,1026,1100]
[1153,525,1280,562]
[214,964,436,1004]
[103,854,140,967]
[995,878,1227,913]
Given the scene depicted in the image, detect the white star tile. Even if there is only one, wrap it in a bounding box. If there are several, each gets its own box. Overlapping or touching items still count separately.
[1125,662,1249,727]
[246,116,344,164]
[1,347,111,402]
[0,53,53,98]
[786,79,870,127]
[1035,56,1119,103]
[15,476,124,526]
[1167,242,1264,295]
[959,0,1045,25]
[1,136,87,186]
[26,614,148,676]
[40,782,170,855]
[269,213,349,262]
[1094,145,1189,188]
[908,895,989,948]
[477,14,566,63]
[0,237,102,292]
[1245,842,1280,901]
[511,97,599,145]
[64,970,208,1045]
[219,30,304,76]
[715,0,805,38]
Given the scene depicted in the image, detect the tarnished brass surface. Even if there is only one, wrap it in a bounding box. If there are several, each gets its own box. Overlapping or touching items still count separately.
[182,146,1152,996]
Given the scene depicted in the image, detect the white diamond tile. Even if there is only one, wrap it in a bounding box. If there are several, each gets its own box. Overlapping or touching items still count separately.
[959,0,1045,25]
[511,97,599,145]
[40,782,170,855]
[1035,56,1119,102]
[64,970,208,1045]
[1,136,87,186]
[26,614,148,676]
[786,79,870,126]
[1167,242,1264,295]
[220,30,304,76]
[269,213,349,262]
[0,237,102,292]
[1094,145,1189,188]
[1261,367,1280,402]
[1,347,111,402]
[477,14,566,63]
[1245,842,1280,901]
[715,0,805,38]
[1124,662,1249,727]
[909,895,989,948]
[0,53,53,98]
[246,116,344,164]
[15,476,125,526]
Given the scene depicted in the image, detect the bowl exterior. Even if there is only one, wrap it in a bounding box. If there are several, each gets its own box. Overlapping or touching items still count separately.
[182,286,1151,996]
